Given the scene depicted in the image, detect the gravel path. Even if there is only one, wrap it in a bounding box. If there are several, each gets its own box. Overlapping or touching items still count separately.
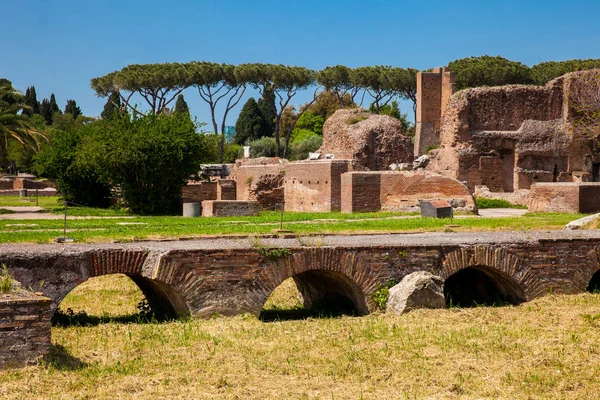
[0,230,598,254]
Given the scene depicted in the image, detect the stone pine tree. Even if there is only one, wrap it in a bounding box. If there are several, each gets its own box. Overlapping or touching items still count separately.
[23,86,40,116]
[234,98,265,145]
[64,99,82,119]
[174,94,190,115]
[100,92,121,120]
[257,86,276,137]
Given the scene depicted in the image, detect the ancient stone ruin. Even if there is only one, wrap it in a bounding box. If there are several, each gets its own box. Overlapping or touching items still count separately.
[0,280,52,368]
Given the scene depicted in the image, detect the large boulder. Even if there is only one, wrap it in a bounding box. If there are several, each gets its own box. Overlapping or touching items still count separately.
[318,109,413,171]
[386,271,445,315]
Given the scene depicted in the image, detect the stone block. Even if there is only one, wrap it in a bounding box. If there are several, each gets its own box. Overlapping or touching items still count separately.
[386,271,445,315]
[182,202,200,217]
[201,200,260,217]
[420,200,452,218]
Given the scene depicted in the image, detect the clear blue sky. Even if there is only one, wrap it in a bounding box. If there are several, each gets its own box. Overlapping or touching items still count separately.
[2,0,599,125]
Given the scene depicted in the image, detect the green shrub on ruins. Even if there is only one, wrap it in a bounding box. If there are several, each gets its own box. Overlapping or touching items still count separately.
[0,264,15,294]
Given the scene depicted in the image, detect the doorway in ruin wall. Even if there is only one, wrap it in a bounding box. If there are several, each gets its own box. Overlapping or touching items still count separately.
[593,163,600,182]
[501,150,515,192]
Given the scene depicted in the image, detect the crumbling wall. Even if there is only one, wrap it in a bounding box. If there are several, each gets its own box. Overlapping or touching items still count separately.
[0,290,52,368]
[429,71,598,192]
[234,158,288,209]
[319,109,413,170]
[341,171,476,213]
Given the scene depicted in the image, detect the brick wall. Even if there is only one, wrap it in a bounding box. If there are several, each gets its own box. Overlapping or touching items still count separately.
[235,164,285,202]
[181,182,217,204]
[284,160,350,212]
[341,171,476,213]
[201,200,260,217]
[0,294,52,368]
[528,183,582,213]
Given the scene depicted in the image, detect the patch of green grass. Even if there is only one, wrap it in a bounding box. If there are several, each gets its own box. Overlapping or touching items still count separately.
[0,209,14,215]
[476,197,527,209]
[346,115,368,124]
[0,210,584,244]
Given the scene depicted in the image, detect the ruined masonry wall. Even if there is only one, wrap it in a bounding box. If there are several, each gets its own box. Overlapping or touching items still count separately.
[0,296,52,368]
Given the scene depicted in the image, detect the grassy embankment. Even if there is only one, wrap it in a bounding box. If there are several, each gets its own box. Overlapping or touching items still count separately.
[2,274,600,398]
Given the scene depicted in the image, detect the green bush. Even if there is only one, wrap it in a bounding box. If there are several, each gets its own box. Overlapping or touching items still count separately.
[288,135,323,161]
[249,137,277,158]
[85,113,209,215]
[34,122,112,208]
[475,197,527,209]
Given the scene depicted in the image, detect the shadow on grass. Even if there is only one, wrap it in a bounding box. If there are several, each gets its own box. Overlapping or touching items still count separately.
[41,344,87,371]
[51,307,176,327]
[260,297,357,322]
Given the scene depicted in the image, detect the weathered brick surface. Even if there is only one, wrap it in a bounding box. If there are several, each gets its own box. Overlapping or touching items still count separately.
[284,160,351,212]
[428,70,599,192]
[235,162,286,208]
[0,294,52,368]
[201,200,260,217]
[181,182,217,204]
[3,234,600,319]
[529,182,600,213]
[217,180,236,200]
[341,171,476,213]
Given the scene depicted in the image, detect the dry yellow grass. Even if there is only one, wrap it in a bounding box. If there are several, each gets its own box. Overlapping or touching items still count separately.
[2,275,600,399]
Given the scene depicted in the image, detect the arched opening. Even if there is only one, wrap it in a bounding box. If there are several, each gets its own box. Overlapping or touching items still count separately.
[260,270,367,321]
[587,270,600,293]
[444,266,526,307]
[53,273,186,326]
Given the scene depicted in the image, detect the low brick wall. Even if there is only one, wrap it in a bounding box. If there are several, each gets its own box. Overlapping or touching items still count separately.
[182,182,217,204]
[529,183,600,213]
[0,292,52,368]
[341,171,476,213]
[201,200,260,217]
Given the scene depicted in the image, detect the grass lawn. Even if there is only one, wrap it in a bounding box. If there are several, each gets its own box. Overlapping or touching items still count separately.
[0,211,587,244]
[2,274,600,399]
[0,195,591,243]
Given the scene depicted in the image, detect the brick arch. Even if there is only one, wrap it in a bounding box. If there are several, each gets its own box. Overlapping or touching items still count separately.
[253,248,380,315]
[54,249,191,318]
[579,246,600,292]
[442,246,539,300]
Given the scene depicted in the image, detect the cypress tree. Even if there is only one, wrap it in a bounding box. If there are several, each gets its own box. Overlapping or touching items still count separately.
[174,94,190,115]
[257,86,276,138]
[234,97,265,145]
[101,92,121,120]
[49,94,61,115]
[64,99,82,119]
[39,98,52,124]
[23,87,40,116]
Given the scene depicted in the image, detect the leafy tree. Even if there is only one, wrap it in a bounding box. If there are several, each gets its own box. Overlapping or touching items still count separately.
[190,62,248,162]
[64,99,82,119]
[447,55,532,90]
[234,97,265,144]
[317,65,360,107]
[39,98,52,124]
[34,120,111,207]
[84,113,209,215]
[23,86,40,116]
[294,111,324,135]
[49,93,61,115]
[531,59,600,85]
[0,80,47,170]
[288,135,322,161]
[237,63,317,157]
[248,136,277,158]
[257,86,276,137]
[352,66,417,116]
[569,70,600,146]
[306,90,356,121]
[174,94,190,115]
[91,62,193,115]
[101,92,122,120]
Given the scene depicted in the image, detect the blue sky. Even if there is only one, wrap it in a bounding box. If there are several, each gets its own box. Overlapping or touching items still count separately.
[2,0,599,125]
